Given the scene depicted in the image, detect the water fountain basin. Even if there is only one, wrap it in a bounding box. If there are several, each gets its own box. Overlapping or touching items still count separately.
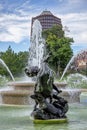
[1,81,87,105]
[1,81,67,105]
[0,90,32,105]
[59,89,87,103]
[7,81,35,91]
[59,89,81,103]
[54,82,67,89]
[7,81,67,90]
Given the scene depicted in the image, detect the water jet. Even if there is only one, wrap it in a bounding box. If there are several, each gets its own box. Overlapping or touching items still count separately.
[0,58,15,81]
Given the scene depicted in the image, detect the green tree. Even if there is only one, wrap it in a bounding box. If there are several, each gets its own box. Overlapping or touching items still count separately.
[42,25,73,76]
[17,51,29,75]
[0,46,18,76]
[0,46,29,78]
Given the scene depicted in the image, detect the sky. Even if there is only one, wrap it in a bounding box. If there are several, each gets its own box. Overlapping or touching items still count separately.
[0,0,87,54]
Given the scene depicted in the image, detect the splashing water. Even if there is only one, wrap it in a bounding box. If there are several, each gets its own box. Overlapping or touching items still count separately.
[66,73,87,89]
[60,55,76,80]
[29,20,45,68]
[60,49,87,80]
[0,59,15,81]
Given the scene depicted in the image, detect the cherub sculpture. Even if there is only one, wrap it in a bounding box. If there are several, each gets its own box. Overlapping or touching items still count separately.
[25,54,68,120]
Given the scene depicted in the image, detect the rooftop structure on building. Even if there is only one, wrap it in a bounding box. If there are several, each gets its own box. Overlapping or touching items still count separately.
[31,10,62,36]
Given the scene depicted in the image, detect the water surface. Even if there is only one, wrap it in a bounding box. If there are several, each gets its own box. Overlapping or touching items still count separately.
[0,100,87,130]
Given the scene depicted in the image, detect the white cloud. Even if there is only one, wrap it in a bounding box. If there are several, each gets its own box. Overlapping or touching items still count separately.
[73,31,87,45]
[0,13,31,43]
[0,2,87,46]
[57,12,87,45]
[0,6,42,43]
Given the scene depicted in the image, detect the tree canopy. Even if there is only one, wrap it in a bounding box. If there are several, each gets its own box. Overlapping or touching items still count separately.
[42,25,74,76]
[0,46,29,78]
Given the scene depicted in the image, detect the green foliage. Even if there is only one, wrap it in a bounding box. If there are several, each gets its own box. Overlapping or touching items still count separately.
[0,46,29,77]
[42,25,73,76]
[42,25,64,39]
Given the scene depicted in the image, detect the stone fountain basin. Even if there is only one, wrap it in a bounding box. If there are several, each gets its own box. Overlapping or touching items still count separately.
[2,81,87,105]
[7,81,67,90]
[7,81,35,87]
[59,89,87,103]
[7,81,35,91]
[54,82,67,88]
[0,90,33,105]
[0,81,67,105]
[0,90,30,96]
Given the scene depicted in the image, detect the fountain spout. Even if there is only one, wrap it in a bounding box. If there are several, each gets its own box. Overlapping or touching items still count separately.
[60,55,75,80]
[60,49,87,80]
[0,59,15,81]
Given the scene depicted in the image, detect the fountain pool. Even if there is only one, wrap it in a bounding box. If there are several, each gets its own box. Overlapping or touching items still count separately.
[0,98,87,130]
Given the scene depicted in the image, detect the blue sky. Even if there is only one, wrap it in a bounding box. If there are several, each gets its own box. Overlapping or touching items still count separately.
[0,0,87,54]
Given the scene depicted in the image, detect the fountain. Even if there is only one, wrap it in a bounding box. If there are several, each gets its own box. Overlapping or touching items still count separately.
[0,20,85,106]
[61,49,87,80]
[29,19,45,68]
[0,19,87,130]
[24,20,69,122]
[59,49,87,103]
[25,60,68,122]
[0,13,87,130]
[0,58,33,105]
[0,20,45,105]
[0,20,69,123]
[60,55,76,80]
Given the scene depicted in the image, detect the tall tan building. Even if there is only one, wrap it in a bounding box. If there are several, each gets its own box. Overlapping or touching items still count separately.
[31,10,62,36]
